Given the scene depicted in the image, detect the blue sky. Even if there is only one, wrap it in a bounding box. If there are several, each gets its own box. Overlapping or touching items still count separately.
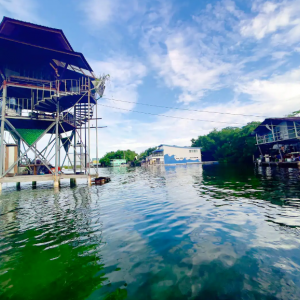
[1,0,300,157]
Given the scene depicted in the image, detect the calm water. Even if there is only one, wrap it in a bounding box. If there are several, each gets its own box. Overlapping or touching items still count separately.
[1,164,300,300]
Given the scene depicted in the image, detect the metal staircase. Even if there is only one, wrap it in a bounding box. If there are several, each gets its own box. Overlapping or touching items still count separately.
[30,79,94,128]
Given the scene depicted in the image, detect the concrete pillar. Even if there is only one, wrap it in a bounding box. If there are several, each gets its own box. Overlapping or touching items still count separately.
[32,181,36,189]
[54,179,59,189]
[70,178,76,187]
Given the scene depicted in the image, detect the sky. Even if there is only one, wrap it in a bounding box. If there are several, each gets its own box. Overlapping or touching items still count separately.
[1,0,300,158]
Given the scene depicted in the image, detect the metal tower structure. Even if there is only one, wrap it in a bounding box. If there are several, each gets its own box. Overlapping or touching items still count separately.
[0,17,104,189]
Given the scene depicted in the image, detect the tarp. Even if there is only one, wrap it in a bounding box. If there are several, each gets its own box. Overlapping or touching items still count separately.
[61,133,74,152]
[12,128,45,146]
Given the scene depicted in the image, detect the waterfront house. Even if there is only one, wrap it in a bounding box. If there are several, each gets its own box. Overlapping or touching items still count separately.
[252,117,300,165]
[146,145,202,165]
[110,159,127,167]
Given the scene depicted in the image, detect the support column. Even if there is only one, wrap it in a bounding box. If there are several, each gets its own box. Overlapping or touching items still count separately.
[73,110,76,175]
[0,81,7,177]
[96,101,99,176]
[88,77,91,176]
[55,104,59,176]
[58,134,61,171]
[88,175,92,186]
[54,179,59,188]
[54,103,59,189]
[17,136,20,188]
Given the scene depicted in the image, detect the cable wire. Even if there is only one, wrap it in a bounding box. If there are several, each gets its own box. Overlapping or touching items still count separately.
[97,103,300,129]
[97,103,249,125]
[101,97,267,118]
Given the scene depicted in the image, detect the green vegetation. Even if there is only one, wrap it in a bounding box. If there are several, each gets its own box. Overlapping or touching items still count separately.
[191,122,260,163]
[138,147,157,161]
[100,150,138,167]
[286,110,300,117]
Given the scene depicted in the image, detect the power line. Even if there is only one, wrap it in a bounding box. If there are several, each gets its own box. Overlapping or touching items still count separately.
[97,103,248,125]
[97,103,300,129]
[101,97,267,118]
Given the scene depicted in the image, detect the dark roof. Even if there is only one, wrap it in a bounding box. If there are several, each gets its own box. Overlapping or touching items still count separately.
[158,144,202,149]
[0,17,73,52]
[0,17,93,72]
[253,117,300,133]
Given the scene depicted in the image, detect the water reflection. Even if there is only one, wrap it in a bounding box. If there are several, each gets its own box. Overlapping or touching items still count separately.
[0,164,300,299]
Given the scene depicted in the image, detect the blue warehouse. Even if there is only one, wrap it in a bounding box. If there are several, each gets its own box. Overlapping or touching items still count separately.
[146,145,202,165]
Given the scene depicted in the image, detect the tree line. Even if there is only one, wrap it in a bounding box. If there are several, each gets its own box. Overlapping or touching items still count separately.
[99,121,261,166]
[191,122,260,163]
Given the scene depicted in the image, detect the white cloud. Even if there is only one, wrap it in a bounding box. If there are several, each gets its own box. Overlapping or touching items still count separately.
[79,0,113,26]
[235,68,300,116]
[141,1,240,104]
[90,55,147,112]
[149,30,232,104]
[0,0,40,23]
[81,0,300,157]
[240,0,300,42]
[80,0,145,28]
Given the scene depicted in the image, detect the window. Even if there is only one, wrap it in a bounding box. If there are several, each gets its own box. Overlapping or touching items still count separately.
[189,149,198,153]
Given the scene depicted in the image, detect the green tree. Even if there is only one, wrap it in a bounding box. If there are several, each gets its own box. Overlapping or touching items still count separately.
[138,147,157,161]
[191,122,260,163]
[99,150,138,167]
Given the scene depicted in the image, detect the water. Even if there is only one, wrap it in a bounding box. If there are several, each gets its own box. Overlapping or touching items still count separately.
[0,164,300,300]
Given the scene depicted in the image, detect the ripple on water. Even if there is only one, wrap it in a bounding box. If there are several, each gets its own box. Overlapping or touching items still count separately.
[0,164,300,299]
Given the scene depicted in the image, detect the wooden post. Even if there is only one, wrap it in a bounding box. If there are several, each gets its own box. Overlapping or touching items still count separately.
[70,178,76,187]
[32,181,37,189]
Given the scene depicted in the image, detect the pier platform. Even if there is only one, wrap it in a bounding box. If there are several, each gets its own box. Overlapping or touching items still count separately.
[0,174,96,183]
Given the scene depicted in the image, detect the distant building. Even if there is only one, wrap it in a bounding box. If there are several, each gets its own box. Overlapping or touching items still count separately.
[252,117,300,164]
[253,117,300,148]
[92,158,99,165]
[146,145,202,165]
[110,159,127,167]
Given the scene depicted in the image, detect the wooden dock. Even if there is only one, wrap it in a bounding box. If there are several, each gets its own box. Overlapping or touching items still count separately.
[0,174,97,190]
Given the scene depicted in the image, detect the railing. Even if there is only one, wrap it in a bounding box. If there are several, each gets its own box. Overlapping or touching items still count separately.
[0,97,29,117]
[7,76,92,96]
[61,111,76,127]
[257,127,300,144]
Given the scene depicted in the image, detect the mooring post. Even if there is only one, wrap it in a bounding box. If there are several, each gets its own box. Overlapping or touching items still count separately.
[88,175,92,186]
[16,182,21,190]
[0,81,7,178]
[70,178,76,187]
[32,181,36,189]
